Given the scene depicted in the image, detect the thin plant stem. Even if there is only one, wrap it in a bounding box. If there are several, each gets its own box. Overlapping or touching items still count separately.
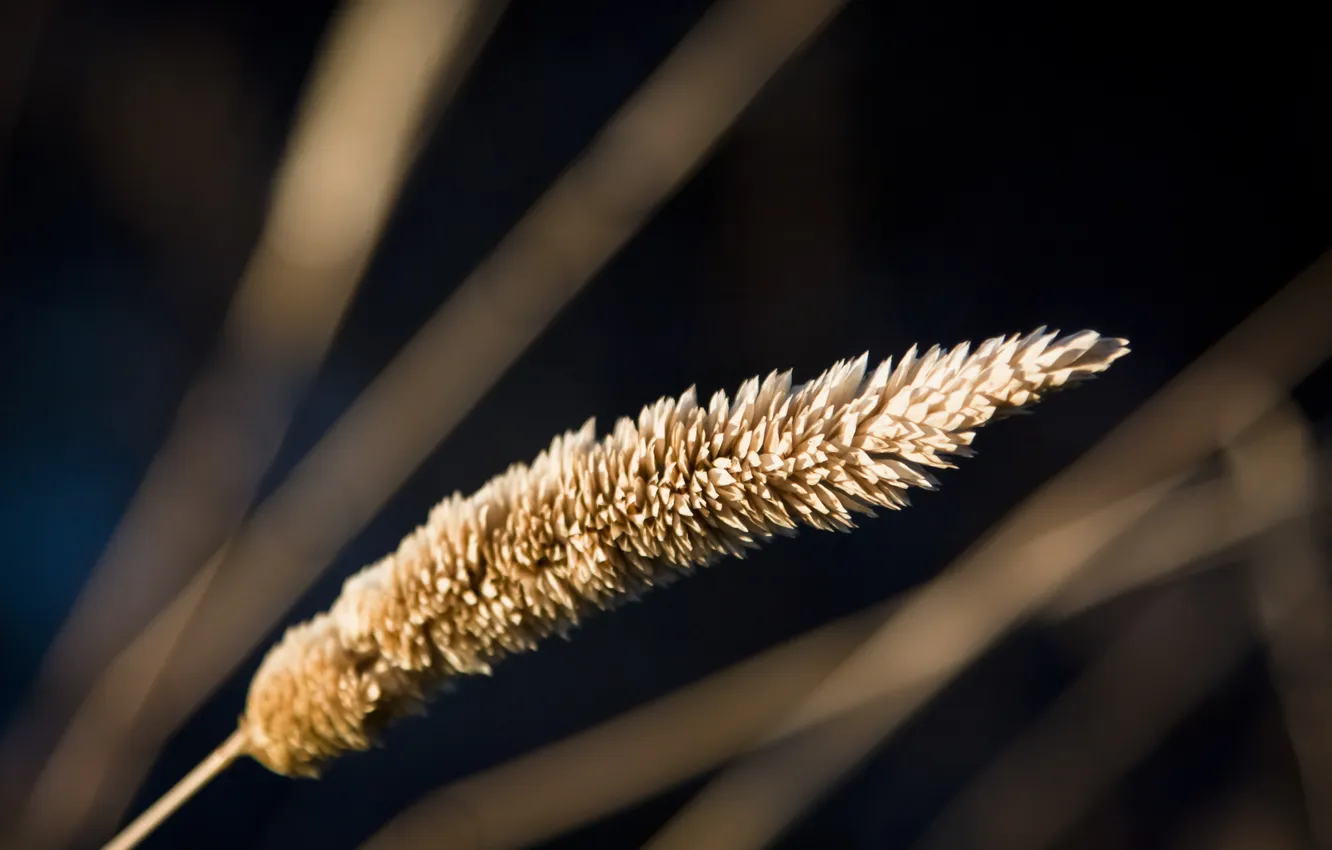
[101,729,248,850]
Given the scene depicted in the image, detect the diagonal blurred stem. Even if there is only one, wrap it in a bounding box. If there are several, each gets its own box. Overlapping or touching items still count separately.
[640,251,1332,849]
[1045,438,1331,619]
[5,0,504,845]
[909,582,1253,850]
[363,602,897,850]
[908,404,1326,850]
[642,480,1177,850]
[1228,400,1332,849]
[362,424,1328,850]
[12,0,853,846]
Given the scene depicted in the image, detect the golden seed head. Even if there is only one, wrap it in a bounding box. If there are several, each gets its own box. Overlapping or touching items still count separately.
[242,328,1129,776]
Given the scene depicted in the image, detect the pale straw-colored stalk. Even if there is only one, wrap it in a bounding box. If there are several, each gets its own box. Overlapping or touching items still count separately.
[104,327,1127,847]
[242,327,1127,775]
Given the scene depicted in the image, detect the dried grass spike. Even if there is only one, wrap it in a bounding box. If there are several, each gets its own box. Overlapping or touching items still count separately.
[240,328,1129,777]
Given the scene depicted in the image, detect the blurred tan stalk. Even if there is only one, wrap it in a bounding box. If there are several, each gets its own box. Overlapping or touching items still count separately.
[1047,434,1331,619]
[11,0,853,845]
[907,402,1328,850]
[362,604,893,850]
[6,0,500,845]
[636,252,1332,850]
[361,254,1330,850]
[1231,403,1332,848]
[361,432,1327,850]
[909,585,1252,850]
